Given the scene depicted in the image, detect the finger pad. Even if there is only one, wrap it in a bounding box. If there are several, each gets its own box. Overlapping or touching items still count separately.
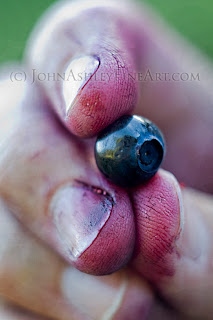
[131,170,181,281]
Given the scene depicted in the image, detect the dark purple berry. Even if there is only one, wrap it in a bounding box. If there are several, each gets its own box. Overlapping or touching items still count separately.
[95,115,165,187]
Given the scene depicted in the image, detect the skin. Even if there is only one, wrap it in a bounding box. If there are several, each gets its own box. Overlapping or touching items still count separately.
[0,0,213,319]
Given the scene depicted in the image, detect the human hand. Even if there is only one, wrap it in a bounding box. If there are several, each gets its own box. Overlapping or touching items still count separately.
[0,1,213,319]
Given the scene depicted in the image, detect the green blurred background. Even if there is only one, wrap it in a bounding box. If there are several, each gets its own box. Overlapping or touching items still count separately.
[0,0,212,63]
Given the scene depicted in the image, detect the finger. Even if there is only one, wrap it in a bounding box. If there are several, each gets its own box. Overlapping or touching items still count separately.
[0,198,153,320]
[132,3,213,194]
[26,0,139,138]
[131,170,213,318]
[0,70,135,275]
[26,0,213,193]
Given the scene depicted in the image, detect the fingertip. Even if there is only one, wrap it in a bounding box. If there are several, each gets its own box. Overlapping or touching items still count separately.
[64,51,138,137]
[72,188,136,275]
[131,169,183,281]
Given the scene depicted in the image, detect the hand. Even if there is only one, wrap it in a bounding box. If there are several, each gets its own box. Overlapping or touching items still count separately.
[0,1,213,319]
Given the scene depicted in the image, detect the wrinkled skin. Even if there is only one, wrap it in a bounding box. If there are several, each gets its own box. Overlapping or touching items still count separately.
[0,1,213,319]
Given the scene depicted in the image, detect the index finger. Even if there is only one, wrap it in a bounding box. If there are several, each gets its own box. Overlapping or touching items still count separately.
[25,0,139,138]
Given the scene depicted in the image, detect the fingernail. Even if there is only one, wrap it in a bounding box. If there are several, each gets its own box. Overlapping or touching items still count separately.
[49,183,112,260]
[61,267,127,320]
[62,56,100,114]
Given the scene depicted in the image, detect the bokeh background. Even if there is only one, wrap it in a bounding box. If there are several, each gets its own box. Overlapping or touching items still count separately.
[0,0,212,64]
